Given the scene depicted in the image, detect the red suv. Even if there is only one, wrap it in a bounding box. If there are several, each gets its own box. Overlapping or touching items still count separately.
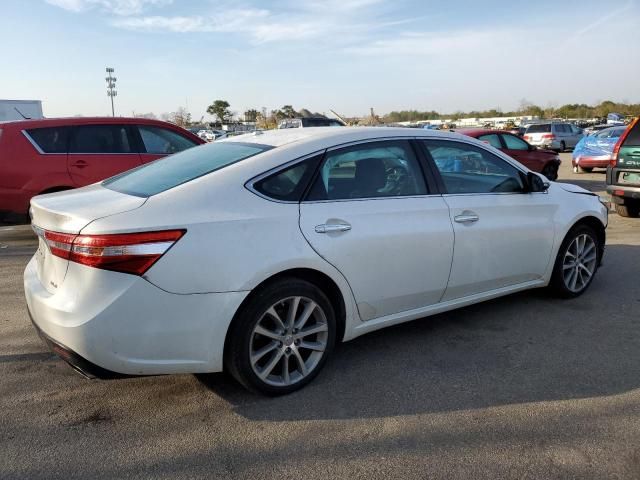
[458,129,561,181]
[0,117,204,222]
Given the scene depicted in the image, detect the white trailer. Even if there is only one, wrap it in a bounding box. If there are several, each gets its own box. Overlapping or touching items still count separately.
[0,100,43,121]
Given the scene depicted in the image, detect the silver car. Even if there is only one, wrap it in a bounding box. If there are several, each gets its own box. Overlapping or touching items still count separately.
[524,122,584,152]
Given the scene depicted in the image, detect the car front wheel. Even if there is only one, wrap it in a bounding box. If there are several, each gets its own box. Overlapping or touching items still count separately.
[225,279,336,395]
[549,224,602,298]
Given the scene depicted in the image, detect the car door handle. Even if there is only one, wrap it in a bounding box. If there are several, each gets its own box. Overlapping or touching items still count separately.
[454,213,479,224]
[71,160,88,168]
[315,223,352,234]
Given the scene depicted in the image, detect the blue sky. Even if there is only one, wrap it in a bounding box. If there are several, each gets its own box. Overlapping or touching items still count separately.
[2,0,639,120]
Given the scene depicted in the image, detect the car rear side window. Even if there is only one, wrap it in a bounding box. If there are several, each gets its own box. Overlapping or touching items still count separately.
[252,154,322,202]
[526,124,551,133]
[70,125,133,153]
[138,125,197,154]
[103,141,271,197]
[25,127,69,153]
[623,121,640,146]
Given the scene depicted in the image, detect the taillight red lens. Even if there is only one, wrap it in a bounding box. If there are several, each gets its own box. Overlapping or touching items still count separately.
[542,134,555,139]
[43,229,185,275]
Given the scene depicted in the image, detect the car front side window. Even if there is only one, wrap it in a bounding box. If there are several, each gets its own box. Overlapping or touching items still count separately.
[138,125,197,154]
[306,140,427,201]
[502,134,529,151]
[423,140,525,194]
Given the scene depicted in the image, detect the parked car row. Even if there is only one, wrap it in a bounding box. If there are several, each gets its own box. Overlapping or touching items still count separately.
[607,117,640,217]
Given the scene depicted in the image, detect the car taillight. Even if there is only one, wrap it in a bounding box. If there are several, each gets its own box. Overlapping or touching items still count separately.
[542,134,555,139]
[611,117,638,167]
[523,135,530,141]
[43,229,186,275]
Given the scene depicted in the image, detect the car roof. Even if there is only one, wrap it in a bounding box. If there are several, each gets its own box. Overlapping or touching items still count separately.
[221,126,468,148]
[455,128,515,137]
[0,117,188,130]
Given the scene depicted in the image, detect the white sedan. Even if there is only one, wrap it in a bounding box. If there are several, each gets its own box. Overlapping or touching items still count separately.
[24,127,607,394]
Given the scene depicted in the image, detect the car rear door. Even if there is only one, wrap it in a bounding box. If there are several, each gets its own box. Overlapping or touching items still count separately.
[299,139,454,321]
[134,124,201,164]
[420,139,556,301]
[67,124,141,185]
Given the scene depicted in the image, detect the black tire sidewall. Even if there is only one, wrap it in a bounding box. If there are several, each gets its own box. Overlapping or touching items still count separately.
[550,224,601,298]
[225,279,336,395]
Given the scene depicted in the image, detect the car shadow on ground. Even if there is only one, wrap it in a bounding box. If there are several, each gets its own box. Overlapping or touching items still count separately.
[197,243,640,421]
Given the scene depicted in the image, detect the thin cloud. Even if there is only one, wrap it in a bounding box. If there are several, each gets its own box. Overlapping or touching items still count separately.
[45,0,172,16]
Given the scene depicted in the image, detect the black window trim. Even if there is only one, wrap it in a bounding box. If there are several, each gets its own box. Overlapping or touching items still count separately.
[21,128,70,155]
[245,150,327,204]
[68,124,138,155]
[417,137,538,197]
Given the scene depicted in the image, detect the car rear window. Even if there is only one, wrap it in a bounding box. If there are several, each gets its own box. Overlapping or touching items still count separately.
[623,121,640,146]
[25,127,69,153]
[103,141,272,197]
[526,124,551,133]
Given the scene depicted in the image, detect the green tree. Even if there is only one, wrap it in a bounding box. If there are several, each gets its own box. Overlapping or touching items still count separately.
[281,105,297,118]
[207,100,231,123]
[243,109,259,122]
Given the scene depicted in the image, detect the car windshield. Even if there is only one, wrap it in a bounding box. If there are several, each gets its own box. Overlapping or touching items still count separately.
[103,141,272,197]
[526,124,551,133]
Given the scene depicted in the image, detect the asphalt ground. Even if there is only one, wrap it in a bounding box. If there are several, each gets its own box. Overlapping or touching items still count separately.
[1,153,639,479]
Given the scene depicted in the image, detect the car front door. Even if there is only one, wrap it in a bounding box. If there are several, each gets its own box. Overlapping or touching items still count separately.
[421,139,556,301]
[499,133,542,171]
[67,124,141,185]
[299,139,454,321]
[134,124,201,164]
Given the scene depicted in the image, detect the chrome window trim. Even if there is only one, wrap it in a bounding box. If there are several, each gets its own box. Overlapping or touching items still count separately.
[22,130,48,155]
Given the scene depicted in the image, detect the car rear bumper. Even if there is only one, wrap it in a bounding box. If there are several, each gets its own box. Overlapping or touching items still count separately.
[24,256,249,376]
[606,166,640,200]
[572,155,612,168]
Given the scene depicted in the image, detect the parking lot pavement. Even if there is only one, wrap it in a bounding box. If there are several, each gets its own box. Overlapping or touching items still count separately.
[1,153,639,479]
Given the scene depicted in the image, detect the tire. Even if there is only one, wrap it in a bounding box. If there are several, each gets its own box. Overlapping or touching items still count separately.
[541,163,558,181]
[225,278,336,395]
[557,141,566,153]
[549,224,602,298]
[614,201,640,218]
[580,166,593,173]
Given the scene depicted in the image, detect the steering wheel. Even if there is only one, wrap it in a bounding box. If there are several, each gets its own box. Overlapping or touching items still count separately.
[383,165,409,194]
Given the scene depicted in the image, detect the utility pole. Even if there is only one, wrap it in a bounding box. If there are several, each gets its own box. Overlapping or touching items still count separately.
[105,67,117,117]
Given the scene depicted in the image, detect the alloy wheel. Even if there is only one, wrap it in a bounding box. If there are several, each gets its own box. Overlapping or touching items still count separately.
[249,296,329,387]
[562,233,597,293]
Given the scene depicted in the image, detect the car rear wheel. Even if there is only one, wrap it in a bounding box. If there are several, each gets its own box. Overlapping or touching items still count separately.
[225,278,335,395]
[559,141,566,153]
[549,224,602,298]
[541,163,558,181]
[614,201,640,218]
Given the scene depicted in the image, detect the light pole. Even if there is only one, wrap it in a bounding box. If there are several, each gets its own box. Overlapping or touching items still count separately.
[105,67,117,117]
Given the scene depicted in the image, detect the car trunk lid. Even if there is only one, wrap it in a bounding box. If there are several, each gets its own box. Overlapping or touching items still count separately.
[30,184,147,294]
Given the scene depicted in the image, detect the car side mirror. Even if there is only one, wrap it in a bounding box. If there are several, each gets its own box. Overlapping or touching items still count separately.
[525,171,549,192]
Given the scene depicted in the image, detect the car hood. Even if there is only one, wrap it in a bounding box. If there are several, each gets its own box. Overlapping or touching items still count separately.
[555,182,597,196]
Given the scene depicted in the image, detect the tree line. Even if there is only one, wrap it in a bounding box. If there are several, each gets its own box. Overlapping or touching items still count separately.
[135,99,640,128]
[383,100,640,124]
